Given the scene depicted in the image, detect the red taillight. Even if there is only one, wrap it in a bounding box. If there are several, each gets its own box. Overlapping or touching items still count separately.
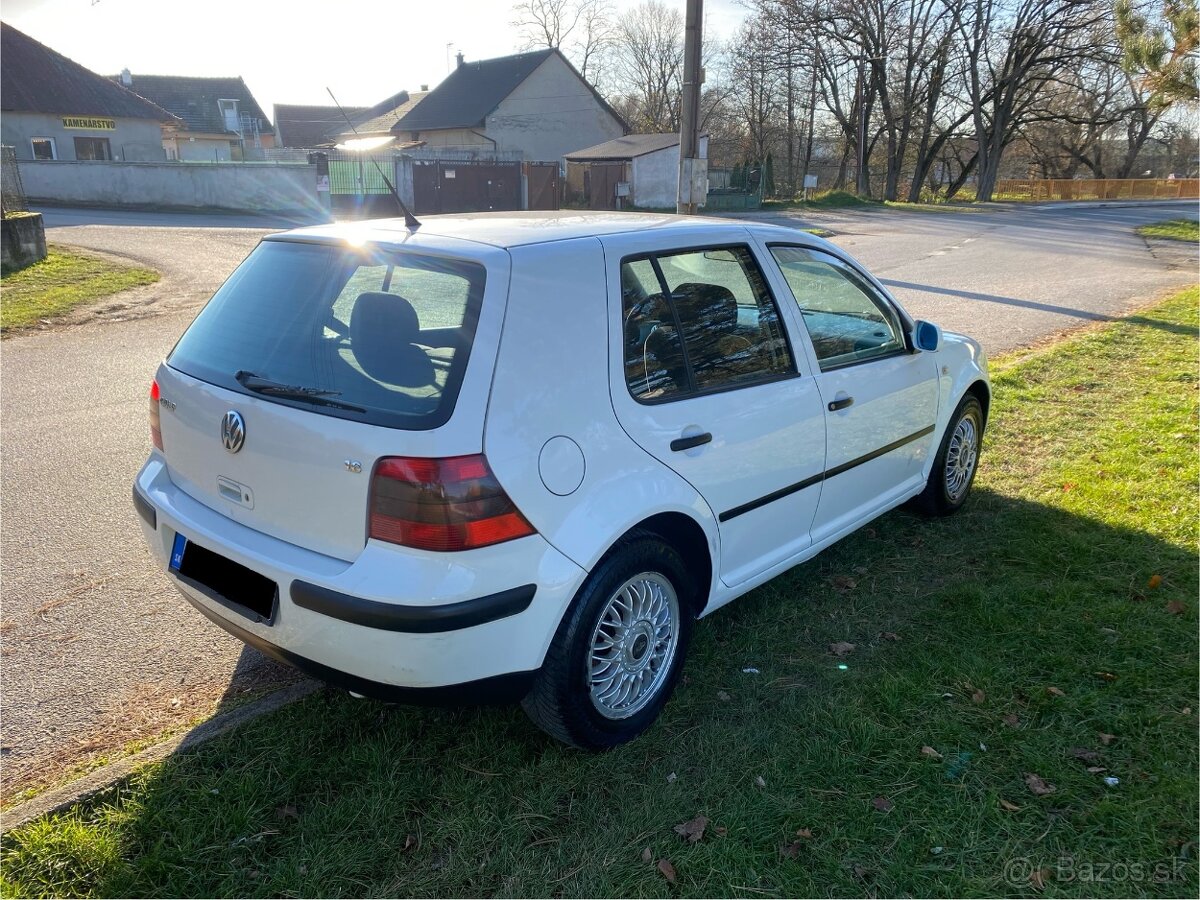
[149,379,163,451]
[369,454,535,551]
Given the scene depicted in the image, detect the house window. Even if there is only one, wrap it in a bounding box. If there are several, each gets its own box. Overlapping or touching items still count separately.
[30,137,56,160]
[73,137,112,160]
[218,99,240,133]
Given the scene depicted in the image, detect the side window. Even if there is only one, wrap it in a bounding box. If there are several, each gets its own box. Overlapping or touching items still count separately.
[770,246,906,370]
[620,245,795,402]
[621,258,686,401]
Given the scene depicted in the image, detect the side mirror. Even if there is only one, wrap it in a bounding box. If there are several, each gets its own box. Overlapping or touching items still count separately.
[913,320,942,352]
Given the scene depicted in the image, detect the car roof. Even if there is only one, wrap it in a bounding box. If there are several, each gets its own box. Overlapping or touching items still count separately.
[275,211,793,251]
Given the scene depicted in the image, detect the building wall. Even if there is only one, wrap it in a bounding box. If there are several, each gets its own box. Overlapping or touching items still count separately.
[631,136,708,209]
[18,159,322,214]
[396,128,492,151]
[485,55,624,162]
[1,111,166,161]
[168,134,235,162]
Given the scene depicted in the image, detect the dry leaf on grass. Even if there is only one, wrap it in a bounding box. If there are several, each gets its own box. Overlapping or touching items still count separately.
[754,775,766,788]
[1030,868,1051,890]
[1166,600,1186,615]
[1086,766,1107,774]
[1098,732,1117,745]
[641,847,652,863]
[780,841,803,859]
[1068,747,1100,763]
[657,859,677,884]
[871,796,893,812]
[717,690,731,701]
[1024,773,1056,795]
[1046,686,1066,698]
[795,827,813,839]
[972,689,986,704]
[1095,671,1117,682]
[832,575,857,590]
[999,798,1022,812]
[1002,713,1020,728]
[673,814,708,843]
[920,746,943,760]
[881,631,901,642]
[829,641,856,657]
[1147,574,1163,589]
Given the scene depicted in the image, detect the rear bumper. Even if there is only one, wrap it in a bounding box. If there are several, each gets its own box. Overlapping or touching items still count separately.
[182,590,537,704]
[134,456,586,695]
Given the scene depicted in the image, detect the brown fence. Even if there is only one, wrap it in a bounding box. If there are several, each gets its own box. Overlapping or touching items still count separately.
[994,178,1200,202]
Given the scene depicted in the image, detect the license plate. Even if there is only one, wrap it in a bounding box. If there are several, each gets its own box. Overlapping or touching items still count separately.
[169,531,278,624]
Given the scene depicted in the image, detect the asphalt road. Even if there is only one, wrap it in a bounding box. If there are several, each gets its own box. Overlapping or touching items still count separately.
[1,201,1195,792]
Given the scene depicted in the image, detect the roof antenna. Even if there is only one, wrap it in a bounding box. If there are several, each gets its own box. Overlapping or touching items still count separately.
[326,86,420,230]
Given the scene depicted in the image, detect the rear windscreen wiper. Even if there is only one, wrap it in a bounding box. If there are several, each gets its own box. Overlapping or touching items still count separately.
[235,370,366,413]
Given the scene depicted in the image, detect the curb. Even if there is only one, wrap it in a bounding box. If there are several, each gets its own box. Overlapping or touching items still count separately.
[1,680,321,832]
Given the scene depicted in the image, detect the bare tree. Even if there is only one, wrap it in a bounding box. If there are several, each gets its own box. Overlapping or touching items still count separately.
[608,0,685,131]
[511,0,616,84]
[512,0,581,50]
[956,0,1107,200]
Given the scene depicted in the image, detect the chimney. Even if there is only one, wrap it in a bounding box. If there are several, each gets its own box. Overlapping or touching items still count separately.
[420,84,429,92]
[456,51,464,69]
[120,68,132,86]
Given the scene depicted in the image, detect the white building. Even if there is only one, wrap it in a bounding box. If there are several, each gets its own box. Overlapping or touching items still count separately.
[565,133,709,210]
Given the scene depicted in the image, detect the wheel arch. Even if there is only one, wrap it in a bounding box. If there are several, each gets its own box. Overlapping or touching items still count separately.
[600,512,714,618]
[965,378,991,427]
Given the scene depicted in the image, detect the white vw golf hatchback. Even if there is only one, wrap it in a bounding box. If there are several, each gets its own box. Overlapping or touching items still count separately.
[134,212,989,749]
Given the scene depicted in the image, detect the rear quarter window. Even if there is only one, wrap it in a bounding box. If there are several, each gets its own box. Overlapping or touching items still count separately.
[168,240,486,430]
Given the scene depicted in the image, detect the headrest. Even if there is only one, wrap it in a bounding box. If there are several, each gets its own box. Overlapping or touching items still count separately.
[672,282,738,335]
[350,291,434,387]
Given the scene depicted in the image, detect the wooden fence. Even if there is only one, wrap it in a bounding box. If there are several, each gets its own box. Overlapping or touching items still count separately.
[994,178,1199,202]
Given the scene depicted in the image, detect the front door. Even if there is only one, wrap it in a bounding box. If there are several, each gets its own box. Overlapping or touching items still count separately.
[605,233,827,587]
[764,245,940,543]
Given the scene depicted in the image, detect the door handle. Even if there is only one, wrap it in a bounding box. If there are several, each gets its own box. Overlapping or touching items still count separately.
[828,396,854,411]
[671,432,712,452]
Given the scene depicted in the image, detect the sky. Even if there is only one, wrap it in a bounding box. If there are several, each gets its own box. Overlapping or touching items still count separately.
[1,0,747,116]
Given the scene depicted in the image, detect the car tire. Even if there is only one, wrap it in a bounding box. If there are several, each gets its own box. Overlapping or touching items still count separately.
[914,394,984,516]
[522,530,695,750]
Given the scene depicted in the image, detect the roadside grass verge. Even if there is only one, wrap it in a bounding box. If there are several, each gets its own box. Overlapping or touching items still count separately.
[3,289,1196,898]
[0,246,158,332]
[1136,219,1199,242]
[762,190,879,211]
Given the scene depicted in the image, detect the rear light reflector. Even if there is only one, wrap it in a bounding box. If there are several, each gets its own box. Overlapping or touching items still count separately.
[149,379,163,451]
[369,454,535,552]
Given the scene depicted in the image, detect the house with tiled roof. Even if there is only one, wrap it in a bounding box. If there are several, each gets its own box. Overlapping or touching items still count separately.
[390,49,625,161]
[0,22,176,161]
[111,72,275,161]
[274,103,368,148]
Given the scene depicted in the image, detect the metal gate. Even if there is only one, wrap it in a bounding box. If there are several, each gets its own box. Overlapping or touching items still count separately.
[583,163,628,209]
[524,161,560,210]
[327,151,401,217]
[412,160,522,215]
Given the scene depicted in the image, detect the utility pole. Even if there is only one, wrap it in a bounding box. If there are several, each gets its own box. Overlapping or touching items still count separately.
[677,0,705,214]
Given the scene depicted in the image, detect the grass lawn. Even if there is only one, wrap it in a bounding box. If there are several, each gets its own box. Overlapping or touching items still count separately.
[3,289,1197,898]
[0,245,159,332]
[1136,220,1200,243]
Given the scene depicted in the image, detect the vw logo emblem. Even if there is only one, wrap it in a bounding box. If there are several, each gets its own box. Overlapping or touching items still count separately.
[220,410,245,453]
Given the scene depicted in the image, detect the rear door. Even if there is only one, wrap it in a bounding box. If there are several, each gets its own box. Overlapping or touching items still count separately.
[604,230,827,587]
[763,244,939,543]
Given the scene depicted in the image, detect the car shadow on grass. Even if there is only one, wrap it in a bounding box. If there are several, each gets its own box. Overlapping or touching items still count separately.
[9,486,1195,899]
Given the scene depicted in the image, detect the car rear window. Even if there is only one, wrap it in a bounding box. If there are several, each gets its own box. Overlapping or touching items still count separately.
[168,239,486,430]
